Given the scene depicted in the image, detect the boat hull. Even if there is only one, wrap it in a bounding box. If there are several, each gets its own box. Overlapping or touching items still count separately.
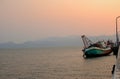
[112,46,119,55]
[83,47,112,57]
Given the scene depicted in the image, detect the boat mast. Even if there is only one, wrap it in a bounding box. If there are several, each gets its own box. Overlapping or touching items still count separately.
[116,16,120,46]
[81,35,93,48]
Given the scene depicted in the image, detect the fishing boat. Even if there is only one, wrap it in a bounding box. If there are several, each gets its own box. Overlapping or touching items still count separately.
[81,35,113,58]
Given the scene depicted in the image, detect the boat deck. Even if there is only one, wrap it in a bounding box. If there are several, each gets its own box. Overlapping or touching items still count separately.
[113,46,120,79]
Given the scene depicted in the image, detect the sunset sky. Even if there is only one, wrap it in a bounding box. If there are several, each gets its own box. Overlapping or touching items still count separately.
[1,0,120,43]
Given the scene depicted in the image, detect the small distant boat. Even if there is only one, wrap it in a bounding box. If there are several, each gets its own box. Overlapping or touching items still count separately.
[81,35,113,58]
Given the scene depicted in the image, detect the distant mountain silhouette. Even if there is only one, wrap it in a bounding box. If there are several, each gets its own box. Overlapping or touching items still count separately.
[0,35,116,48]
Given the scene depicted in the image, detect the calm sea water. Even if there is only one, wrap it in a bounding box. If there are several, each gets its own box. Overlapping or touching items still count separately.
[0,47,116,79]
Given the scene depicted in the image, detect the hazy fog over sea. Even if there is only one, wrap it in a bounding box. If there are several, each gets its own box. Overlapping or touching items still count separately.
[1,1,119,79]
[0,35,117,49]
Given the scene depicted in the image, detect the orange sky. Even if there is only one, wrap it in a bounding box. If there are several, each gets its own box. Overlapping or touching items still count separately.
[0,0,120,43]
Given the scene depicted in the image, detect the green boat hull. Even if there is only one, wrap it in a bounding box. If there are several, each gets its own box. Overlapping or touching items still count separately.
[83,47,112,57]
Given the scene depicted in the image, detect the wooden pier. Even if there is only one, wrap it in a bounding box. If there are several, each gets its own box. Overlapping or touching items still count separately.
[113,46,120,79]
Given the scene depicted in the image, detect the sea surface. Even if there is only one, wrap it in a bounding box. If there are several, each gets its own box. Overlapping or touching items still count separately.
[0,47,116,79]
